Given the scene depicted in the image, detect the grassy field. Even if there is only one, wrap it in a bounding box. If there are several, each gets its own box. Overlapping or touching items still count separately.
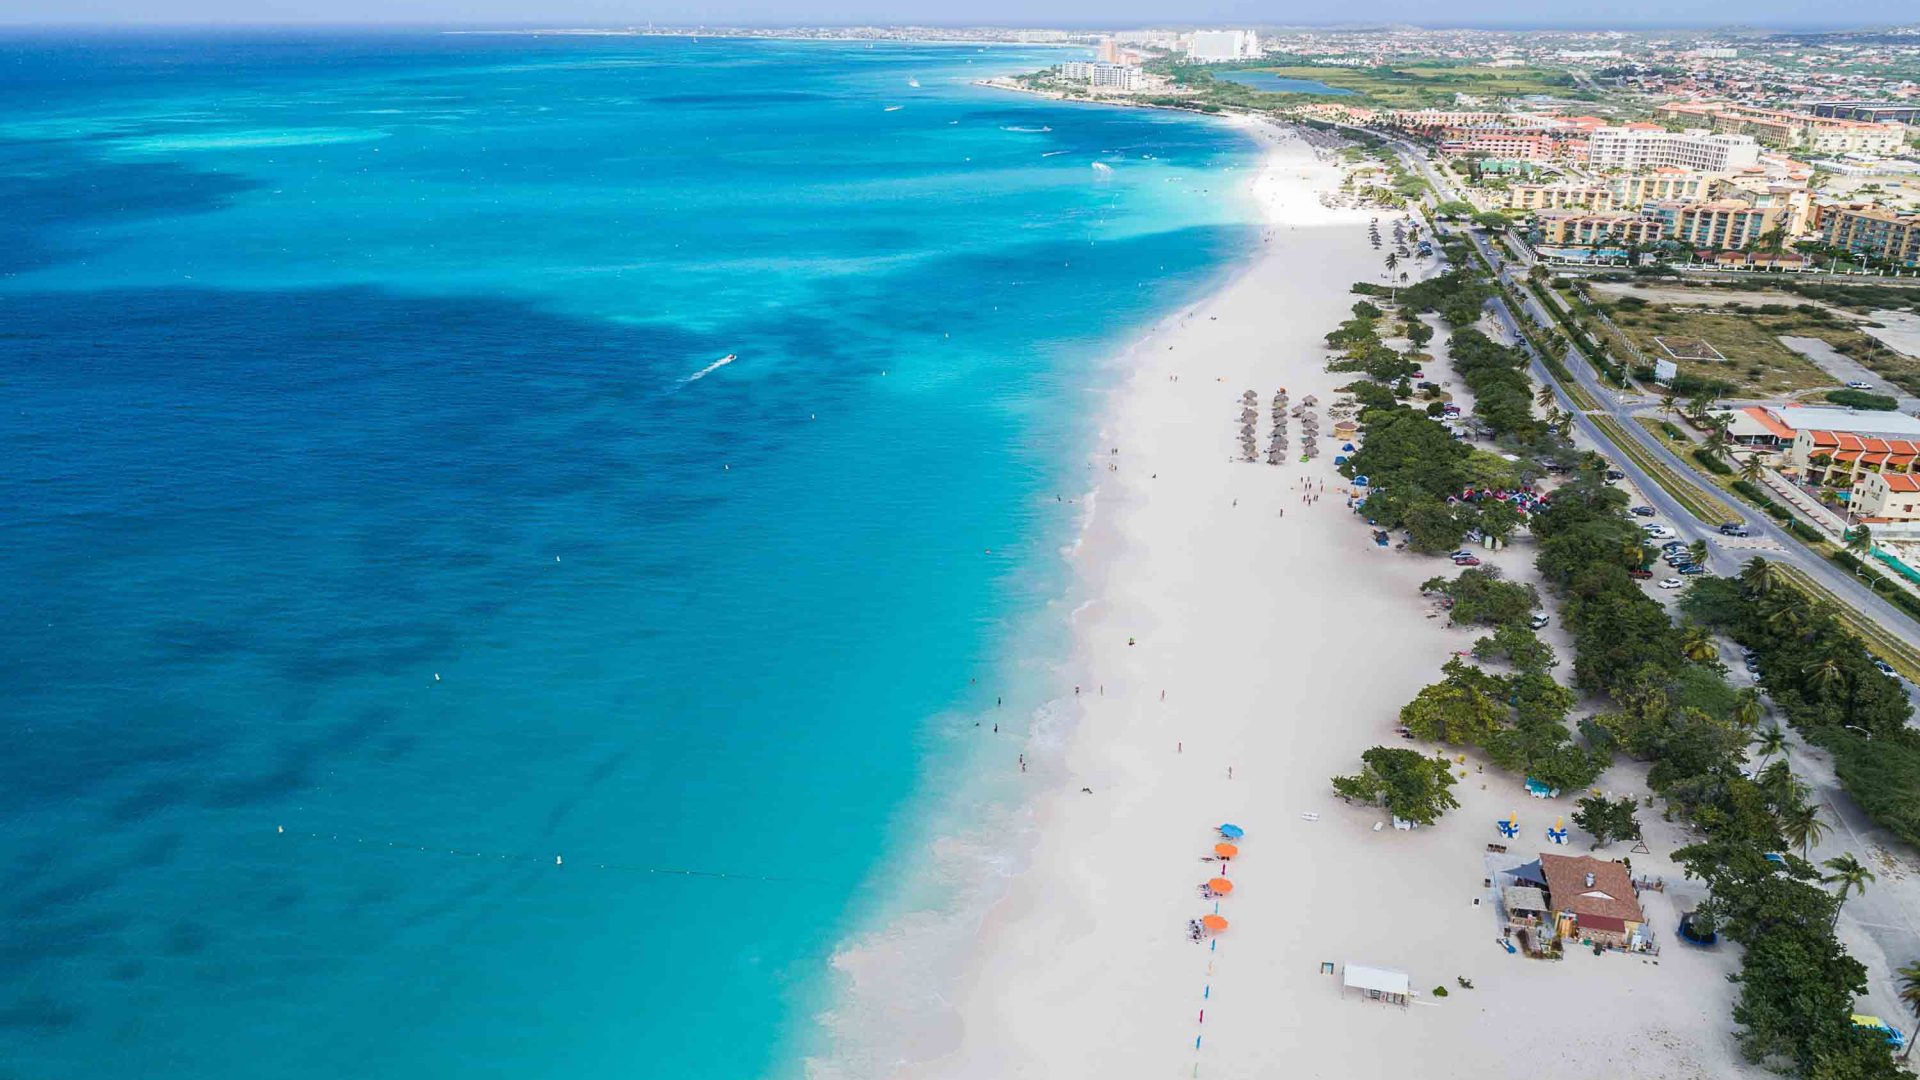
[1594,301,1875,396]
[1213,61,1587,109]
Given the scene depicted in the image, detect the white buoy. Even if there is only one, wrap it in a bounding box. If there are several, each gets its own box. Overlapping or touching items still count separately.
[277,825,284,834]
[434,673,441,682]
[556,855,563,866]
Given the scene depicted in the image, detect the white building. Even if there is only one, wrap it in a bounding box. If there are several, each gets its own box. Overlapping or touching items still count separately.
[1587,128,1761,173]
[1061,61,1145,91]
[1186,30,1259,63]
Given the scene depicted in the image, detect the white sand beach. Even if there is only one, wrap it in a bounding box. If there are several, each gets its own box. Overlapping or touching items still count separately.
[883,118,1760,1080]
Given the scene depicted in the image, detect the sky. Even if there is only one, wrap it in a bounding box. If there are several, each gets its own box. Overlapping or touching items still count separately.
[0,0,1905,29]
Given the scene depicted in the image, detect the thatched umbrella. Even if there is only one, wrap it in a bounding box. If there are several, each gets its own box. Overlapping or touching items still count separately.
[1302,394,1318,406]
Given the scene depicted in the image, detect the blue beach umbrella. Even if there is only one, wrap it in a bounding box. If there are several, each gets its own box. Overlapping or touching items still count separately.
[1218,823,1245,840]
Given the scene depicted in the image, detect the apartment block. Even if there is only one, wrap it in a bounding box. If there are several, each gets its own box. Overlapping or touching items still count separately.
[1641,199,1788,250]
[1534,210,1665,246]
[1504,170,1714,212]
[1657,103,1907,154]
[1587,127,1761,172]
[1816,204,1920,267]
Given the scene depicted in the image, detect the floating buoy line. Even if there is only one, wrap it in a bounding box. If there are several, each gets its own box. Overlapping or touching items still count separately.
[273,824,832,886]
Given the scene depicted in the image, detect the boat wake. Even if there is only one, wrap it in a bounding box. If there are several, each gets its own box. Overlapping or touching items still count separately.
[685,353,737,382]
[1001,125,1053,133]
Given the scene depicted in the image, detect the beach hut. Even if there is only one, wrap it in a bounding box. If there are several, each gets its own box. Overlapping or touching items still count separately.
[1340,963,1410,1006]
[1333,420,1358,440]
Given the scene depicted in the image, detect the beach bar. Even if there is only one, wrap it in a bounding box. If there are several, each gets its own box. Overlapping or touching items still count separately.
[1341,963,1410,1007]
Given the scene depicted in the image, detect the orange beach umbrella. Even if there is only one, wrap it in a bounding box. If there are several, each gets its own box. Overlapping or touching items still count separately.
[1201,914,1229,932]
[1213,843,1239,859]
[1208,877,1235,895]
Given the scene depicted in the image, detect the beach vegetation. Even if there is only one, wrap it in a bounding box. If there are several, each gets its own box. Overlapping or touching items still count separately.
[1400,658,1508,745]
[1421,567,1538,627]
[1573,794,1641,849]
[1329,746,1462,826]
[1472,622,1557,675]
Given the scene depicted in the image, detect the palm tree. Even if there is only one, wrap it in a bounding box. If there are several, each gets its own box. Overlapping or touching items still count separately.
[1732,688,1764,731]
[1821,854,1875,928]
[1739,453,1765,485]
[1385,252,1400,272]
[1660,391,1678,423]
[1846,524,1874,559]
[1686,540,1709,567]
[1898,962,1920,1061]
[1703,429,1730,460]
[1680,624,1719,664]
[1536,383,1558,410]
[1780,801,1829,860]
[1741,557,1780,597]
[1806,657,1848,697]
[1752,725,1788,766]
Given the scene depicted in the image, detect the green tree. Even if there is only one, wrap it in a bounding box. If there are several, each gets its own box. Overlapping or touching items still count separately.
[1821,854,1875,929]
[1781,802,1830,860]
[1331,746,1461,825]
[1680,624,1720,665]
[1740,453,1765,485]
[1573,794,1640,849]
[1847,524,1875,560]
[1899,961,1920,1061]
[1732,688,1765,731]
[1742,557,1781,597]
[1398,658,1507,746]
[1753,725,1788,765]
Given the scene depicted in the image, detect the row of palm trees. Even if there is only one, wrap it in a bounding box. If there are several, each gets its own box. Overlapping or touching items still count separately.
[1731,601,1911,1056]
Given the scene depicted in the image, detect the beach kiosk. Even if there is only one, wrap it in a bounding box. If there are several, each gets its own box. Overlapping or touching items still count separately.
[1341,963,1410,1007]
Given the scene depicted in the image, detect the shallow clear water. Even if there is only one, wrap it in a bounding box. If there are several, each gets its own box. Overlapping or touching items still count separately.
[0,31,1258,1079]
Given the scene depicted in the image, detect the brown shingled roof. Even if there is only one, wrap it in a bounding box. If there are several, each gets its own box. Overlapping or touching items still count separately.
[1539,853,1643,924]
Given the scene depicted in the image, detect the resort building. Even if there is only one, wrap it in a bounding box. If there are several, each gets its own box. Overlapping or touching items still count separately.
[1438,128,1559,160]
[1587,127,1761,173]
[1851,472,1920,525]
[1656,103,1908,155]
[1060,61,1145,91]
[1642,199,1789,250]
[1782,409,1920,486]
[1185,30,1259,62]
[1815,204,1920,268]
[1503,169,1715,212]
[1533,209,1664,246]
[1537,853,1646,949]
[1382,110,1511,134]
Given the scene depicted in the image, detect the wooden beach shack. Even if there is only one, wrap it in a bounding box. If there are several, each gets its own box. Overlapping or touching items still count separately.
[1341,962,1410,1007]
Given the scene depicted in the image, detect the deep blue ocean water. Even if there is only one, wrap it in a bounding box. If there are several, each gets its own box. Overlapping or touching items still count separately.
[0,31,1258,1079]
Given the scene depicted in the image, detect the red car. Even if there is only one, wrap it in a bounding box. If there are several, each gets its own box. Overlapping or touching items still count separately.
[1453,556,1482,567]
[1628,568,1653,579]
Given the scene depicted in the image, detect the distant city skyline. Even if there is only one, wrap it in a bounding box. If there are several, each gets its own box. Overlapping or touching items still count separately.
[3,1,1916,30]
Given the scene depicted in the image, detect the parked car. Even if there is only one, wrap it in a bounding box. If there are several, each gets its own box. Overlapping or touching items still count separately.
[1846,380,1874,391]
[1679,565,1707,575]
[1662,542,1686,553]
[1658,578,1684,589]
[1876,660,1898,677]
[1628,569,1654,580]
[1605,469,1626,481]
[1719,522,1751,537]
[1647,528,1676,540]
[1453,556,1482,567]
[1631,505,1656,516]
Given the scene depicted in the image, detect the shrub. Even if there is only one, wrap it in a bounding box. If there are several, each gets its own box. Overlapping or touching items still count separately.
[1826,388,1898,411]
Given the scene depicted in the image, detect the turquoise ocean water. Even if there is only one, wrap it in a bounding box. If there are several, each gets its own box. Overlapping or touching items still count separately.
[0,32,1259,1079]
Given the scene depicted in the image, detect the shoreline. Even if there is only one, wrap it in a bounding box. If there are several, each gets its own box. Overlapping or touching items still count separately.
[836,109,1757,1078]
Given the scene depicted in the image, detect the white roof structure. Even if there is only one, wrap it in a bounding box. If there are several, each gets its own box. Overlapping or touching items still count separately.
[1774,405,1920,438]
[1342,963,1410,997]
